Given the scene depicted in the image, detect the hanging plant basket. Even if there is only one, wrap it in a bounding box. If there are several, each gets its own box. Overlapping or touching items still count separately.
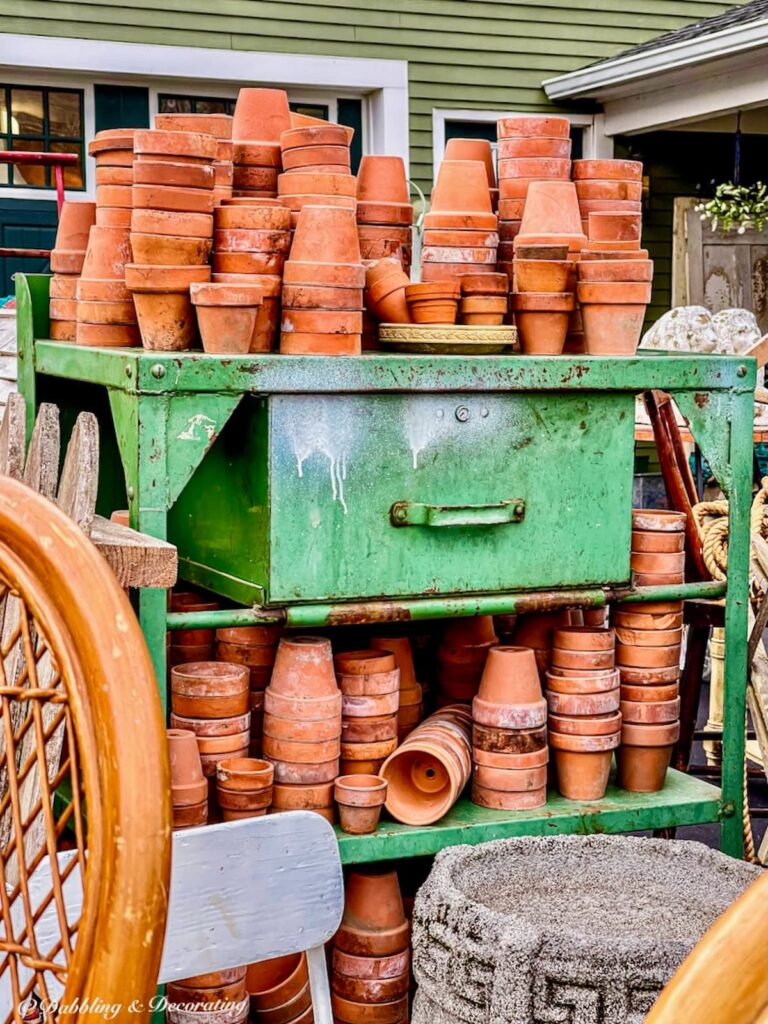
[695,181,768,234]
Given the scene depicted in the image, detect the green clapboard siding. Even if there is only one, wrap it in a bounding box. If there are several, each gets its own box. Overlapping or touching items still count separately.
[0,0,746,192]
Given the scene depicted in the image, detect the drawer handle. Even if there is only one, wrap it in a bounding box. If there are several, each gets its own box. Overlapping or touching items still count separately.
[390,499,526,528]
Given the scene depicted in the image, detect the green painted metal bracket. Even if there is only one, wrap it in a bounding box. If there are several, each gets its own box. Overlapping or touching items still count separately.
[14,273,41,444]
[670,388,745,496]
[389,498,525,528]
[166,393,243,506]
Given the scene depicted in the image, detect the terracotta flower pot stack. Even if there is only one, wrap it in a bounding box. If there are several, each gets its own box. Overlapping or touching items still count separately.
[578,211,651,356]
[168,969,249,1024]
[89,128,137,229]
[404,281,460,324]
[510,244,574,355]
[281,204,364,354]
[614,508,684,792]
[459,272,508,326]
[422,160,497,283]
[216,624,284,757]
[48,200,96,341]
[495,116,572,265]
[356,156,413,275]
[232,87,291,201]
[572,159,643,235]
[76,221,138,348]
[437,615,498,705]
[263,636,342,821]
[168,727,208,828]
[335,774,388,834]
[168,589,219,666]
[364,258,411,326]
[332,867,410,1024]
[545,626,621,800]
[156,111,234,206]
[380,705,472,825]
[369,635,424,741]
[169,662,251,782]
[212,199,291,350]
[444,137,498,212]
[471,646,548,810]
[336,649,400,776]
[276,114,356,229]
[247,953,312,1024]
[215,756,274,821]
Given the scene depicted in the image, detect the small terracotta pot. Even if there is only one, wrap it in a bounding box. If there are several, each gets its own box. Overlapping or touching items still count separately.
[615,643,680,669]
[550,729,620,799]
[216,756,274,791]
[617,720,680,792]
[332,970,409,1004]
[81,225,132,280]
[170,661,249,718]
[620,697,681,723]
[577,281,651,306]
[553,626,614,651]
[405,282,459,325]
[444,138,497,188]
[232,87,291,142]
[513,259,571,293]
[472,695,547,730]
[215,204,291,231]
[334,774,388,834]
[632,509,686,533]
[170,711,251,737]
[281,124,350,151]
[341,738,397,764]
[266,753,340,785]
[545,687,620,716]
[342,691,400,718]
[337,668,400,698]
[573,159,643,181]
[262,731,340,763]
[614,626,683,648]
[130,207,213,239]
[545,669,620,695]
[497,136,571,159]
[550,647,614,671]
[278,170,356,197]
[518,180,583,236]
[631,528,685,553]
[588,211,642,245]
[631,551,686,576]
[270,780,334,810]
[576,179,643,200]
[191,282,262,354]
[580,303,647,356]
[618,664,681,685]
[510,291,575,355]
[471,781,547,810]
[548,710,622,736]
[54,200,97,251]
[133,160,214,190]
[246,952,307,1011]
[335,867,410,957]
[473,763,547,792]
[264,686,342,722]
[332,993,409,1024]
[130,232,211,266]
[167,729,208,806]
[125,263,210,351]
[497,115,570,138]
[620,682,679,702]
[282,143,350,169]
[335,650,396,676]
[578,259,653,283]
[172,799,208,829]
[135,129,217,162]
[475,645,541,704]
[342,716,398,744]
[430,160,492,214]
[268,635,338,700]
[472,721,547,754]
[472,745,548,770]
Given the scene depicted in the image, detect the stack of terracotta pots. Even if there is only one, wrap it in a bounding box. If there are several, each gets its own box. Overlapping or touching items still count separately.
[335,774,388,834]
[510,240,574,354]
[336,649,399,775]
[156,111,234,206]
[216,624,283,757]
[545,626,621,800]
[215,756,274,821]
[459,272,508,325]
[90,128,136,229]
[422,160,497,282]
[380,705,472,825]
[572,158,643,234]
[614,508,684,792]
[48,200,95,341]
[332,868,410,1024]
[169,662,251,781]
[278,169,357,230]
[168,969,248,1024]
[263,636,341,821]
[364,258,411,325]
[404,281,459,324]
[168,589,219,666]
[168,727,208,828]
[356,155,413,275]
[496,115,571,261]
[436,615,498,705]
[280,205,364,354]
[471,646,548,810]
[232,88,291,200]
[444,138,498,212]
[281,122,351,174]
[578,211,651,355]
[370,635,423,741]
[76,222,136,347]
[247,953,312,1024]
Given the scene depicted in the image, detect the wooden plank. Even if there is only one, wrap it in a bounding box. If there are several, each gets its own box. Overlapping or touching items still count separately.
[672,197,697,308]
[55,411,98,533]
[89,515,178,589]
[0,393,26,481]
[22,403,60,501]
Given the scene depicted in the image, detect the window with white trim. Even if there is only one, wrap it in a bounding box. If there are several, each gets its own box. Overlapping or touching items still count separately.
[0,85,85,189]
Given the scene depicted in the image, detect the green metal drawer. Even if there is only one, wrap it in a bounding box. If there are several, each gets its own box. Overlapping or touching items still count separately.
[169,390,634,605]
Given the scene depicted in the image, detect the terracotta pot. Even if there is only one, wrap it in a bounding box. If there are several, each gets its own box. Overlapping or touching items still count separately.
[474,645,541,705]
[514,243,569,261]
[214,251,285,275]
[620,682,679,703]
[497,115,570,138]
[332,970,409,1004]
[171,661,249,718]
[545,687,620,716]
[288,204,361,265]
[632,509,686,533]
[49,319,77,342]
[472,721,547,754]
[269,636,338,699]
[216,756,274,792]
[130,232,211,266]
[616,643,680,669]
[75,300,137,325]
[617,720,680,792]
[76,322,141,348]
[282,309,362,336]
[215,204,291,231]
[246,952,307,1011]
[587,211,642,246]
[577,281,651,305]
[580,302,647,356]
[155,112,233,138]
[635,572,686,587]
[460,272,507,297]
[167,728,208,806]
[552,626,614,652]
[369,635,417,689]
[497,136,571,160]
[172,799,208,829]
[332,993,408,1024]
[278,170,356,197]
[335,868,409,957]
[421,244,496,266]
[232,166,279,192]
[620,697,681,724]
[95,183,133,209]
[125,263,210,351]
[134,129,217,162]
[580,199,642,217]
[215,227,291,254]
[366,276,411,324]
[49,274,81,300]
[510,291,574,355]
[282,143,350,168]
[498,156,570,180]
[280,125,349,152]
[631,528,685,553]
[573,159,643,181]
[334,775,387,834]
[430,160,492,214]
[341,738,398,764]
[81,226,132,280]
[265,751,340,784]
[618,664,680,686]
[472,695,548,730]
[342,691,400,718]
[54,200,97,250]
[270,780,334,811]
[335,650,396,676]
[170,711,251,737]
[132,160,214,190]
[422,226,498,247]
[471,781,547,810]
[472,743,548,770]
[473,761,547,790]
[551,729,619,800]
[232,141,282,168]
[443,138,496,188]
[513,258,571,293]
[422,209,497,231]
[264,707,342,742]
[405,282,459,325]
[575,179,643,200]
[379,708,471,825]
[130,208,213,238]
[337,668,400,698]
[578,259,653,283]
[614,626,683,651]
[191,282,262,354]
[517,180,583,235]
[357,200,413,227]
[545,670,620,696]
[548,710,622,736]
[342,716,398,744]
[631,550,686,575]
[550,648,614,672]
[262,729,340,762]
[232,88,291,142]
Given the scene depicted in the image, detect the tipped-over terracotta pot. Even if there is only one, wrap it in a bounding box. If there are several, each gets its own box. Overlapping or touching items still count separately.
[335,867,409,957]
[191,282,262,354]
[54,200,97,251]
[430,160,492,214]
[617,720,679,792]
[167,728,208,806]
[232,87,291,142]
[475,645,542,705]
[334,775,388,834]
[247,952,308,1011]
[444,138,497,188]
[269,636,339,699]
[357,155,410,204]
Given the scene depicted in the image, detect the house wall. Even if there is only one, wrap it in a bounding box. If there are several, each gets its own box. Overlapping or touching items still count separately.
[1,0,744,191]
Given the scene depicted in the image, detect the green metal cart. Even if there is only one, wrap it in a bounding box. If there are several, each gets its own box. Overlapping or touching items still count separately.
[16,272,756,859]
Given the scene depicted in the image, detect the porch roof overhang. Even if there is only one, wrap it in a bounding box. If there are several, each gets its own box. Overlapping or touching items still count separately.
[542,16,768,136]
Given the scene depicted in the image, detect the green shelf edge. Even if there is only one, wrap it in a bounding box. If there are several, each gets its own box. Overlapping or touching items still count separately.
[335,770,722,864]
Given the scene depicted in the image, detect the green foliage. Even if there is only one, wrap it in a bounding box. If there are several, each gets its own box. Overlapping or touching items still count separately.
[695,181,768,233]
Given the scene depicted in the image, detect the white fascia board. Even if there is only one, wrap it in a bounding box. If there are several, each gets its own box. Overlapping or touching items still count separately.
[0,33,408,92]
[542,16,768,100]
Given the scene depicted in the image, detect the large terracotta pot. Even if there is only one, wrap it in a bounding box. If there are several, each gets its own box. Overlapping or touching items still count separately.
[232,88,292,142]
[335,868,410,956]
[550,729,620,800]
[573,159,643,181]
[125,263,210,351]
[617,720,680,792]
[357,155,410,203]
[430,160,492,214]
[54,200,97,251]
[444,138,497,188]
[496,115,570,138]
[517,180,583,237]
[511,291,574,355]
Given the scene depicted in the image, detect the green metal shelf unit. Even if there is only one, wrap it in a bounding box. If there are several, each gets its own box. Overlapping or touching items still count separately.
[16,273,756,858]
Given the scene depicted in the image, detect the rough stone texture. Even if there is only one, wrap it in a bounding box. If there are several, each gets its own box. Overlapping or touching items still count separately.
[640,305,761,354]
[412,835,760,1024]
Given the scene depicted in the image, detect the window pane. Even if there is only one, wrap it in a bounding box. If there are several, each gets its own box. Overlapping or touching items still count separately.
[49,91,81,138]
[10,89,44,136]
[289,103,329,121]
[11,137,46,187]
[0,91,7,136]
[159,96,193,113]
[50,140,84,189]
[194,98,229,114]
